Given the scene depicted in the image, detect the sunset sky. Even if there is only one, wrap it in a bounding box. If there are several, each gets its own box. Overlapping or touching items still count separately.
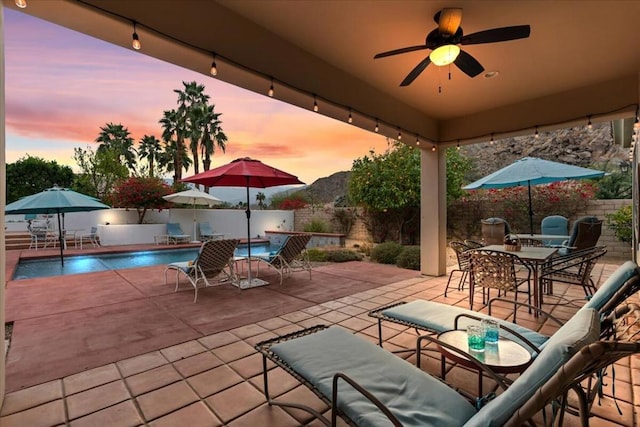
[3,8,389,186]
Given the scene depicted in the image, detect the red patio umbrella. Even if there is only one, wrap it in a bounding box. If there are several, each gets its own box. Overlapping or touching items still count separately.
[182,157,304,288]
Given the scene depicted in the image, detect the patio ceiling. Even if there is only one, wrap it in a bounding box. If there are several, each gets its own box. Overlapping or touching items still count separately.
[6,0,640,146]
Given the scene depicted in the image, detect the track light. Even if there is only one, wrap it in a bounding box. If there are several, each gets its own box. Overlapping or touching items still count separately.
[587,116,593,130]
[348,109,353,124]
[268,78,274,97]
[210,55,218,76]
[416,136,420,146]
[313,95,318,112]
[490,133,494,145]
[374,120,379,133]
[431,145,436,152]
[15,0,27,8]
[397,129,402,140]
[456,141,460,150]
[132,22,141,50]
[534,127,539,138]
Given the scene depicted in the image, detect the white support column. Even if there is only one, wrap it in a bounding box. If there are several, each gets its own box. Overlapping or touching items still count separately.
[0,4,7,407]
[420,146,447,276]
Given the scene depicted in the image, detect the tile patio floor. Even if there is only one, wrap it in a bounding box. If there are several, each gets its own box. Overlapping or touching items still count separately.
[1,246,638,426]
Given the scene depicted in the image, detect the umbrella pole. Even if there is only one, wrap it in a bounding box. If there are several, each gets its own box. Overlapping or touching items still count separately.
[528,181,534,235]
[245,183,252,283]
[57,211,64,266]
[192,199,197,241]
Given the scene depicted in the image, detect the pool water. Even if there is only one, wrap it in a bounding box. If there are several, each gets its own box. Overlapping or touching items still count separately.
[13,244,277,280]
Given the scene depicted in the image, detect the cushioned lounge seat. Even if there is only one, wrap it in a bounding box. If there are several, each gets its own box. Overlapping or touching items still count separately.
[257,308,607,426]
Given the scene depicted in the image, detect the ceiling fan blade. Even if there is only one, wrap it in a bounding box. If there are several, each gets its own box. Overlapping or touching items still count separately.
[374,45,428,59]
[400,57,431,86]
[460,25,530,45]
[436,8,463,36]
[454,50,484,77]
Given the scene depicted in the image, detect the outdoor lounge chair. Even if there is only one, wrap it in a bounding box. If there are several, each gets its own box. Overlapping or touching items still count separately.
[76,226,100,249]
[198,222,225,241]
[255,233,312,285]
[166,222,191,244]
[256,307,639,426]
[369,260,640,353]
[164,239,239,302]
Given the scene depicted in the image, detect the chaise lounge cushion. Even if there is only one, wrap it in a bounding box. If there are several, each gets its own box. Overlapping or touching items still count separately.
[271,326,477,427]
[382,300,549,352]
[465,308,600,427]
[583,260,638,312]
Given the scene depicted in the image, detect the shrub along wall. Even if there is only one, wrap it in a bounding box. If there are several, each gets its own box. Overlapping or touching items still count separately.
[295,199,632,260]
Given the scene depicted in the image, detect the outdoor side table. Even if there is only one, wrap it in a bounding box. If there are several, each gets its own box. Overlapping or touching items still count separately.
[436,329,531,397]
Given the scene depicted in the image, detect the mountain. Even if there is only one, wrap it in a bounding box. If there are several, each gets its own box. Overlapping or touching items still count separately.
[184,122,628,207]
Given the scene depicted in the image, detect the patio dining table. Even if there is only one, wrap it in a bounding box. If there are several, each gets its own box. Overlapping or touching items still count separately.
[479,245,558,315]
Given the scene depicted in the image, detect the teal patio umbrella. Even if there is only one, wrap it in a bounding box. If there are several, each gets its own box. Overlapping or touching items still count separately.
[5,186,110,265]
[463,157,605,235]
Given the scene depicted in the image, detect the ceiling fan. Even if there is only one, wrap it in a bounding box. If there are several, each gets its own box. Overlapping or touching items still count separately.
[374,8,530,86]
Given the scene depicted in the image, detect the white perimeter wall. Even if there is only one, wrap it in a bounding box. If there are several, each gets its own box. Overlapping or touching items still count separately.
[5,208,294,245]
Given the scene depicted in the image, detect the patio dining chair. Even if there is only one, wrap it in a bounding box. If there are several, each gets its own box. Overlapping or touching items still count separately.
[541,215,569,246]
[558,216,602,255]
[540,246,608,298]
[445,241,473,297]
[164,238,240,302]
[255,234,312,285]
[166,222,191,244]
[469,249,532,321]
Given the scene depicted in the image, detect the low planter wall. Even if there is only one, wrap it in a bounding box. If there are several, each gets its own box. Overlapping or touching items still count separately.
[97,224,167,246]
[264,230,346,248]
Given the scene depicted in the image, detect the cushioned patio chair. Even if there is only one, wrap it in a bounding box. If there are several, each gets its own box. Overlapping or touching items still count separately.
[255,234,312,285]
[369,261,640,354]
[198,222,226,241]
[164,238,239,302]
[558,216,602,255]
[166,222,191,244]
[541,215,569,246]
[481,217,511,245]
[255,306,637,426]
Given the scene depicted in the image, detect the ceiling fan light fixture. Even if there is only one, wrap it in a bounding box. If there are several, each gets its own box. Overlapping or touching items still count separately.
[429,44,460,66]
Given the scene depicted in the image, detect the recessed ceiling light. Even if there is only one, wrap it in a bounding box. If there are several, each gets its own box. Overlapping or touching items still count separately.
[484,71,499,79]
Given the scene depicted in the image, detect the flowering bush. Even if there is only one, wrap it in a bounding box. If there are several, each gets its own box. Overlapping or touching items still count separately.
[108,177,172,223]
[279,198,308,210]
[451,180,597,236]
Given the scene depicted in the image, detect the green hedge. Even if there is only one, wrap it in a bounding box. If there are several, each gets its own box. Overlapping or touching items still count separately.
[396,246,420,270]
[370,242,404,264]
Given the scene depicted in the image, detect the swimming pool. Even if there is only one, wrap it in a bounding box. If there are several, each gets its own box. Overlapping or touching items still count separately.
[12,244,277,280]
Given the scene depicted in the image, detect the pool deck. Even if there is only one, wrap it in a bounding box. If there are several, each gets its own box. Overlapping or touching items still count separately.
[2,245,639,426]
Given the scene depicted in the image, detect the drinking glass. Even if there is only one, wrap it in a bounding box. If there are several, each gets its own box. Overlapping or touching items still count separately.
[482,319,500,344]
[467,325,485,352]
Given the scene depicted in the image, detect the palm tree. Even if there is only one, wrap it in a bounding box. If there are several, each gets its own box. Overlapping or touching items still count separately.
[95,122,137,172]
[160,109,188,182]
[138,135,162,177]
[200,104,227,174]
